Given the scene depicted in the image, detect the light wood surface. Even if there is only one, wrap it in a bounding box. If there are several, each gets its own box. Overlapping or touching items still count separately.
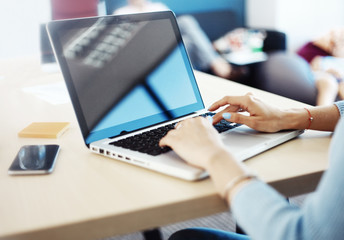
[0,57,331,240]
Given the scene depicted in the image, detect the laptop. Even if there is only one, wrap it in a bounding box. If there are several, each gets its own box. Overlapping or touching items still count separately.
[46,11,303,181]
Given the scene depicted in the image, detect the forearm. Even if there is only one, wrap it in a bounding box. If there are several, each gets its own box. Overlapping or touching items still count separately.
[231,181,305,240]
[280,104,340,131]
[209,160,307,239]
[230,117,344,239]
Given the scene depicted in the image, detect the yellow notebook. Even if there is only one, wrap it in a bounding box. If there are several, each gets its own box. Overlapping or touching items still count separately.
[18,122,70,138]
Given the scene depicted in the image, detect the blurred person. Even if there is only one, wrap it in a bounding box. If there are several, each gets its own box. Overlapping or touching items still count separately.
[297,27,344,106]
[160,93,344,240]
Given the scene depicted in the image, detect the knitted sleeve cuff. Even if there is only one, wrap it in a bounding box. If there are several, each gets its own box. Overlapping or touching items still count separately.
[334,101,344,117]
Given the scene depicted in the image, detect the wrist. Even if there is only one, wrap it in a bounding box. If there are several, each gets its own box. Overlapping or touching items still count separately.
[205,147,232,170]
[205,150,252,200]
[225,175,258,204]
[222,173,258,199]
[281,108,310,130]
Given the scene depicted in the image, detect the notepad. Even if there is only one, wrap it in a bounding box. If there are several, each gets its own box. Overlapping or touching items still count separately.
[18,122,70,138]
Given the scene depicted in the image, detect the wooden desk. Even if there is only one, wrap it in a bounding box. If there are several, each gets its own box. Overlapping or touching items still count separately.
[0,57,331,240]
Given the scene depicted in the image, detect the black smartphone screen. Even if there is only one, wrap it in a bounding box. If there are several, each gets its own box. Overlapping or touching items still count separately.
[8,145,60,175]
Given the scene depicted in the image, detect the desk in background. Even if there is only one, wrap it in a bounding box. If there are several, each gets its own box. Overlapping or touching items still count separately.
[223,51,268,65]
[0,57,331,240]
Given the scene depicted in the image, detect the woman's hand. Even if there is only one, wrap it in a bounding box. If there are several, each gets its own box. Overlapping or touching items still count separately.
[159,115,253,202]
[160,94,286,169]
[209,93,285,132]
[159,117,228,169]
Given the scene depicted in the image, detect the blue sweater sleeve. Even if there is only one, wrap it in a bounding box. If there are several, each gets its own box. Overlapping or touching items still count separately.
[231,101,344,240]
[334,101,344,116]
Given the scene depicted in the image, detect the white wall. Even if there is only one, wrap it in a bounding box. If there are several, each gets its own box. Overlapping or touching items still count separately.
[246,0,278,29]
[1,1,344,58]
[247,0,344,52]
[0,0,52,59]
[0,1,107,59]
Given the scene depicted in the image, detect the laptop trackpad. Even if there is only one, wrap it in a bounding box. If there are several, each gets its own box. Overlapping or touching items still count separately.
[221,129,269,152]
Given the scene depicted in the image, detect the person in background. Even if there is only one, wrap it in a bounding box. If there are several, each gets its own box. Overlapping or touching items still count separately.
[159,93,344,240]
[297,27,344,106]
[114,0,237,80]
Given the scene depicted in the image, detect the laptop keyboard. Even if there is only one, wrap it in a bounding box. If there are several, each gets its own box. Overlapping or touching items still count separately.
[109,113,241,156]
[110,123,174,156]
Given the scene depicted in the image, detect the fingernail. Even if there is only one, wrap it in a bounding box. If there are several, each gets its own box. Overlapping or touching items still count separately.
[206,116,213,124]
[222,113,231,119]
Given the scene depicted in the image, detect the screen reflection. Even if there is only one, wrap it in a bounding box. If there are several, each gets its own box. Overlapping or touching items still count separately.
[56,15,203,144]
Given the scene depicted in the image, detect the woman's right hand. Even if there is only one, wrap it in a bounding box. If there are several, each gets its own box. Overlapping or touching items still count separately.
[209,93,286,133]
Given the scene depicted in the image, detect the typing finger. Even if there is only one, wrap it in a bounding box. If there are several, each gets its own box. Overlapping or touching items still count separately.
[212,105,242,124]
[208,95,249,112]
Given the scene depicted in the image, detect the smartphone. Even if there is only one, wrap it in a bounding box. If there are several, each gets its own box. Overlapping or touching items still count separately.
[8,145,60,175]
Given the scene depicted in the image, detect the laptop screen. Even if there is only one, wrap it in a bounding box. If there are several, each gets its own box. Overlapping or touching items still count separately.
[47,11,204,144]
